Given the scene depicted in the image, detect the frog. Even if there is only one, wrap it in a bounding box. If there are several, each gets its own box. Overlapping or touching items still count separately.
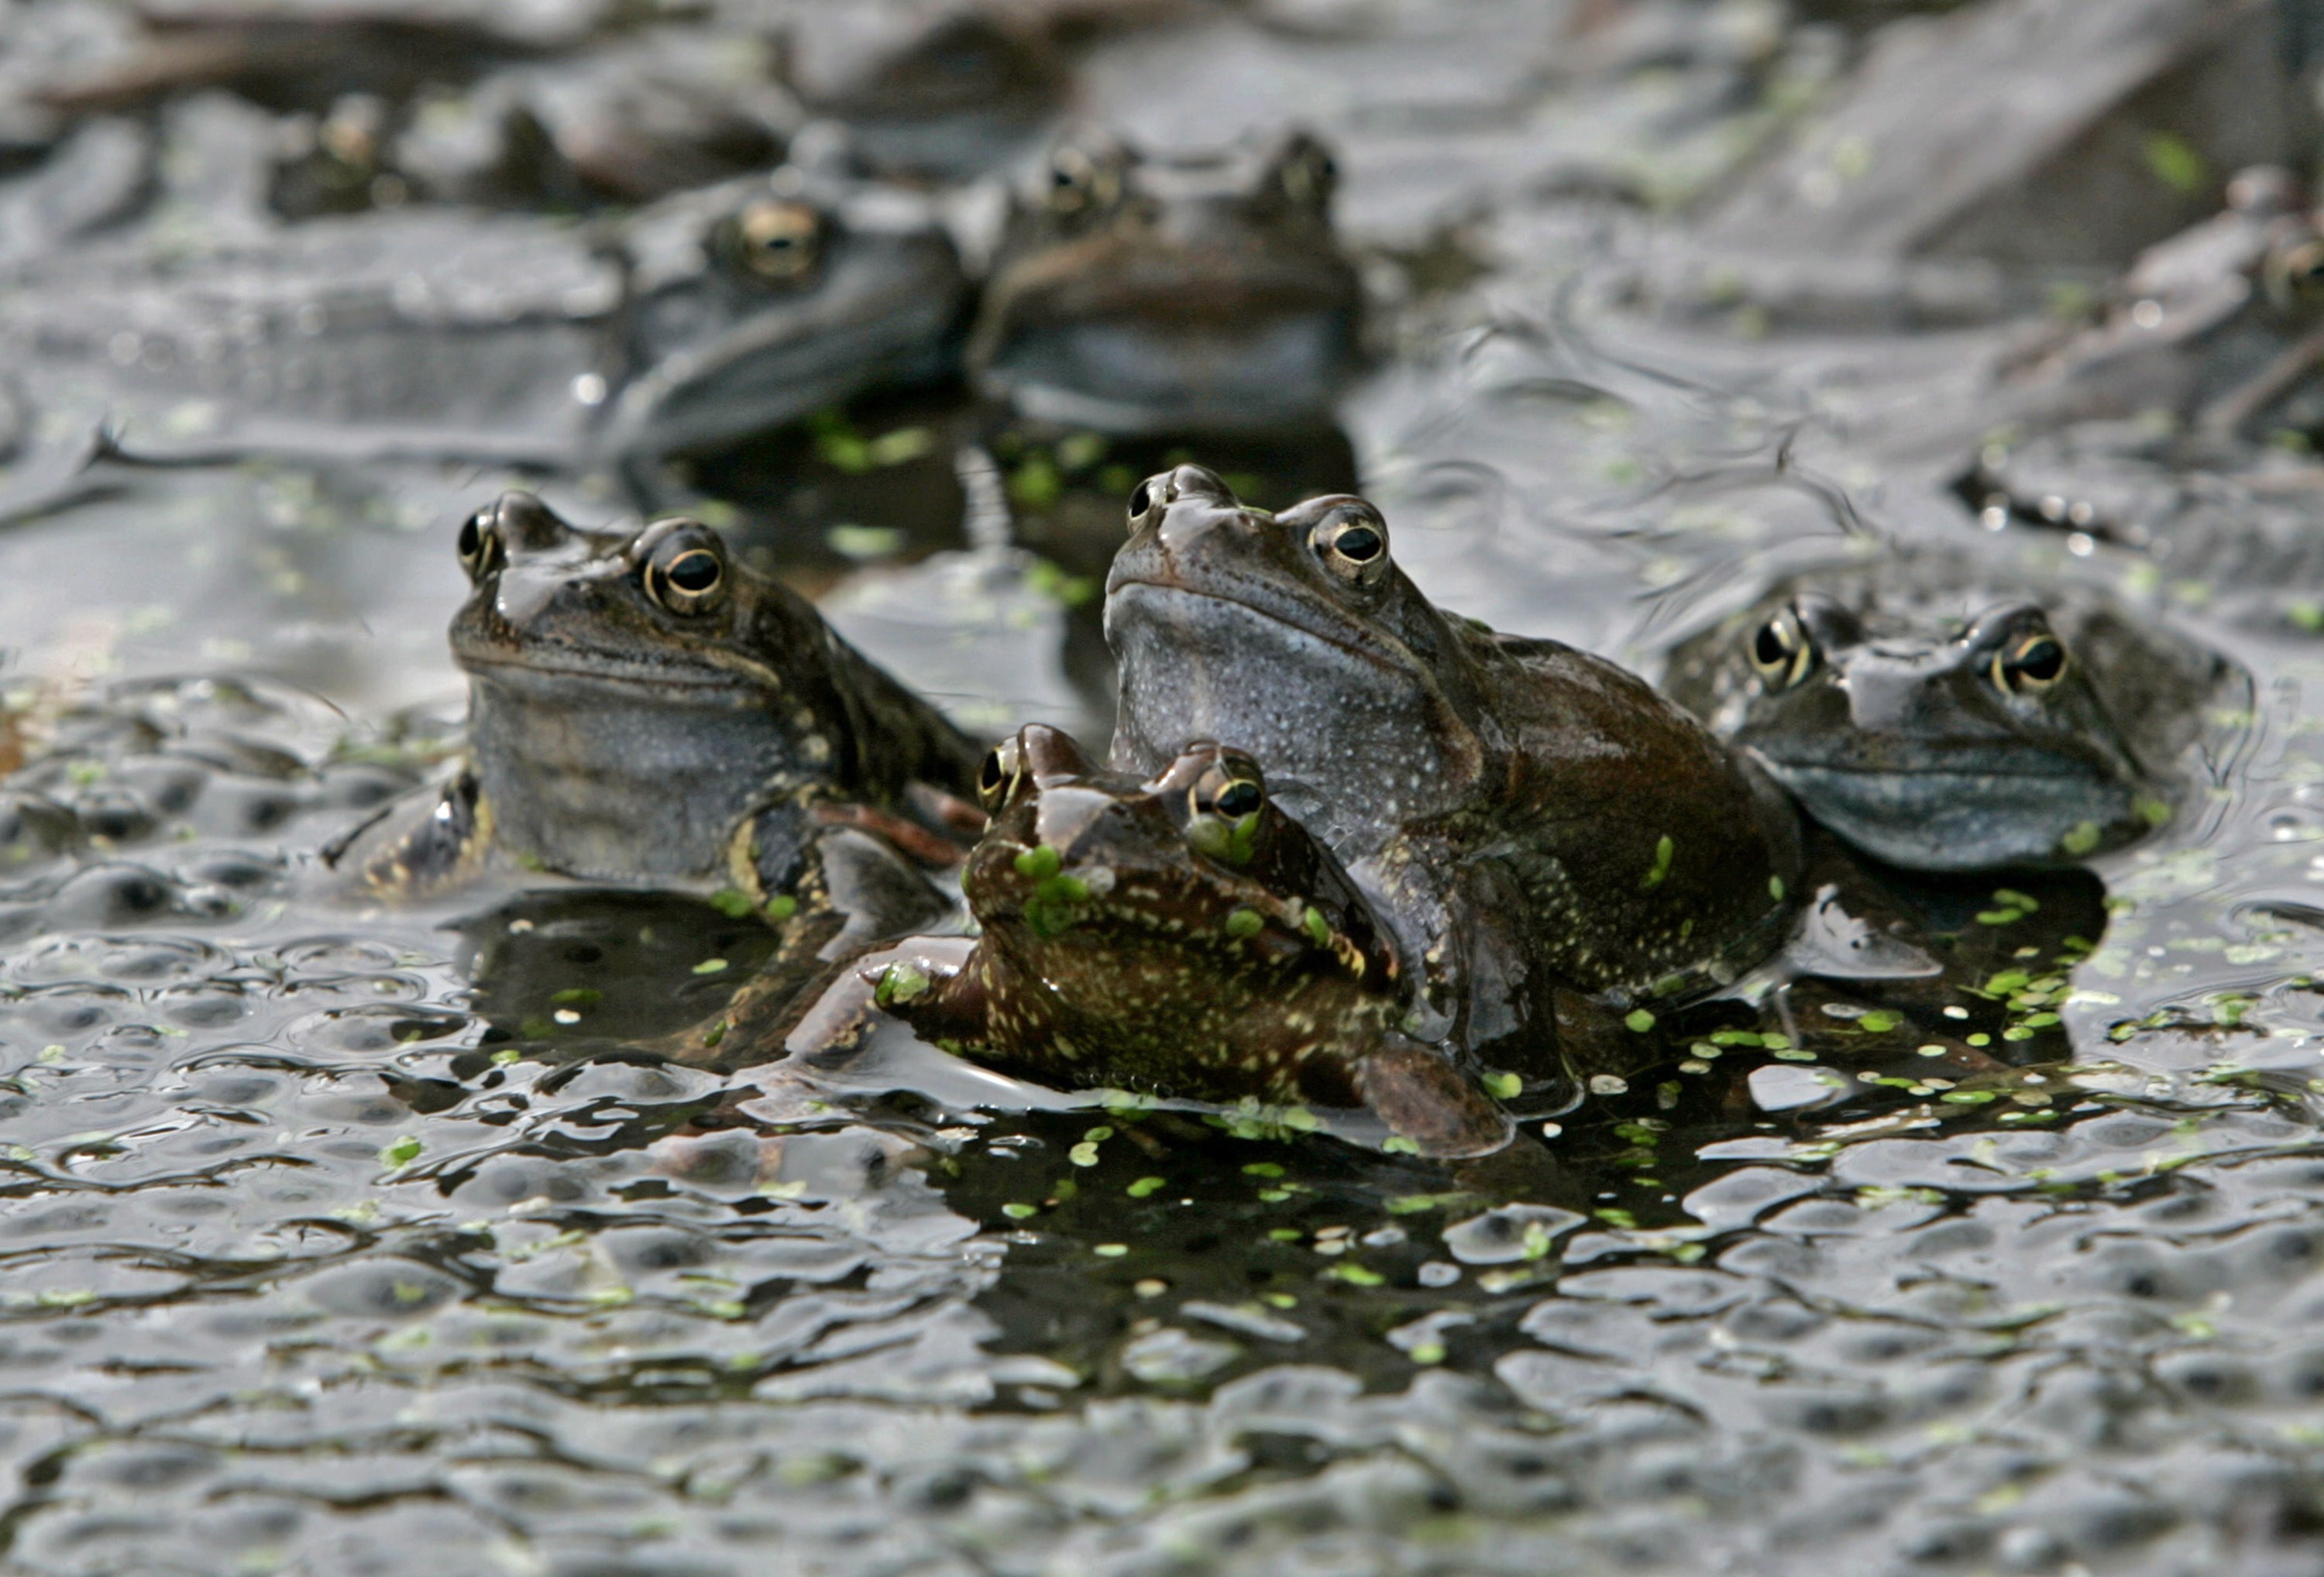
[330,490,986,938]
[859,724,1514,1158]
[1658,553,2240,871]
[1992,166,2324,441]
[599,151,973,475]
[774,3,1071,180]
[1104,466,1804,1060]
[273,69,779,218]
[0,148,970,488]
[966,125,1363,435]
[267,23,805,221]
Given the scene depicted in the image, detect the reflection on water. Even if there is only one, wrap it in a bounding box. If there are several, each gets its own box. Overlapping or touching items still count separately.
[5,2,2324,1573]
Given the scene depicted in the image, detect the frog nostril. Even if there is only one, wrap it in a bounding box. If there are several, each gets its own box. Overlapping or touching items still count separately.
[1167,464,1232,504]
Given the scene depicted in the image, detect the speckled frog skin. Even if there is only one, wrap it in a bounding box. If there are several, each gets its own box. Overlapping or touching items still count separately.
[1660,555,2239,871]
[966,126,1363,434]
[335,490,985,912]
[1104,466,1803,1049]
[878,725,1513,1158]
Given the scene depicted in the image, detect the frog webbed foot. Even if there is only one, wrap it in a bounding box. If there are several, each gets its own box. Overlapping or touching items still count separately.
[1355,1037,1513,1159]
[738,793,818,901]
[1442,861,1570,1092]
[807,824,958,956]
[321,770,486,898]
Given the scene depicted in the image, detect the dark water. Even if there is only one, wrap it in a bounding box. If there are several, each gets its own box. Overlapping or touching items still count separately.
[5,3,2324,1573]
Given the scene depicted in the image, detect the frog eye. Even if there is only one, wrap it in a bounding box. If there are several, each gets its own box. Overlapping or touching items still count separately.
[1991,631,2068,696]
[725,199,823,285]
[1208,772,1263,818]
[2274,238,2324,306]
[456,506,504,582]
[1748,606,1816,689]
[978,736,1024,813]
[1192,754,1264,814]
[1126,469,1173,532]
[643,525,727,615]
[1045,143,1116,215]
[1277,135,1337,209]
[1311,503,1389,585]
[1186,752,1267,864]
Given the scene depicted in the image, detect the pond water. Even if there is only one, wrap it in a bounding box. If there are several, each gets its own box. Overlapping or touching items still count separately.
[4,2,2324,1572]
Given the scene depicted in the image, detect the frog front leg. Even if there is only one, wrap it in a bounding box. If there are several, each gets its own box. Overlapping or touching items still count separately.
[724,936,984,1125]
[1434,854,1574,1109]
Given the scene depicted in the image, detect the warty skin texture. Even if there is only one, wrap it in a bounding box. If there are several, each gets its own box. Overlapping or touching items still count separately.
[1104,466,1803,1061]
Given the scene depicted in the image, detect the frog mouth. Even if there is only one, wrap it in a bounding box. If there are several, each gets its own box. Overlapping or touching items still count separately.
[1759,755,2099,779]
[456,647,778,696]
[1025,277,1354,325]
[1103,579,1400,669]
[977,314,1356,432]
[1756,759,2142,870]
[609,283,967,460]
[973,247,1359,432]
[982,232,1356,325]
[1743,735,2123,782]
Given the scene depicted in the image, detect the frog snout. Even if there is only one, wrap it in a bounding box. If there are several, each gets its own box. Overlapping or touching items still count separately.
[1029,785,1117,855]
[491,490,574,552]
[1840,655,1944,734]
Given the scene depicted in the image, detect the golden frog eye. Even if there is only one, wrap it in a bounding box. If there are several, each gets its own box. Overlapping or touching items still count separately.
[978,736,1024,813]
[1208,773,1264,819]
[1312,504,1389,585]
[456,506,504,582]
[1748,606,1815,690]
[1186,753,1267,864]
[727,199,823,285]
[643,525,727,615]
[1992,632,2068,696]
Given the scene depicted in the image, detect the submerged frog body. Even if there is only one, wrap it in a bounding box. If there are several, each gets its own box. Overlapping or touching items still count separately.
[1659,555,2238,871]
[0,153,969,478]
[2000,167,2324,438]
[1105,466,1802,1053]
[335,489,985,909]
[968,126,1363,434]
[775,3,1071,179]
[875,724,1512,1157]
